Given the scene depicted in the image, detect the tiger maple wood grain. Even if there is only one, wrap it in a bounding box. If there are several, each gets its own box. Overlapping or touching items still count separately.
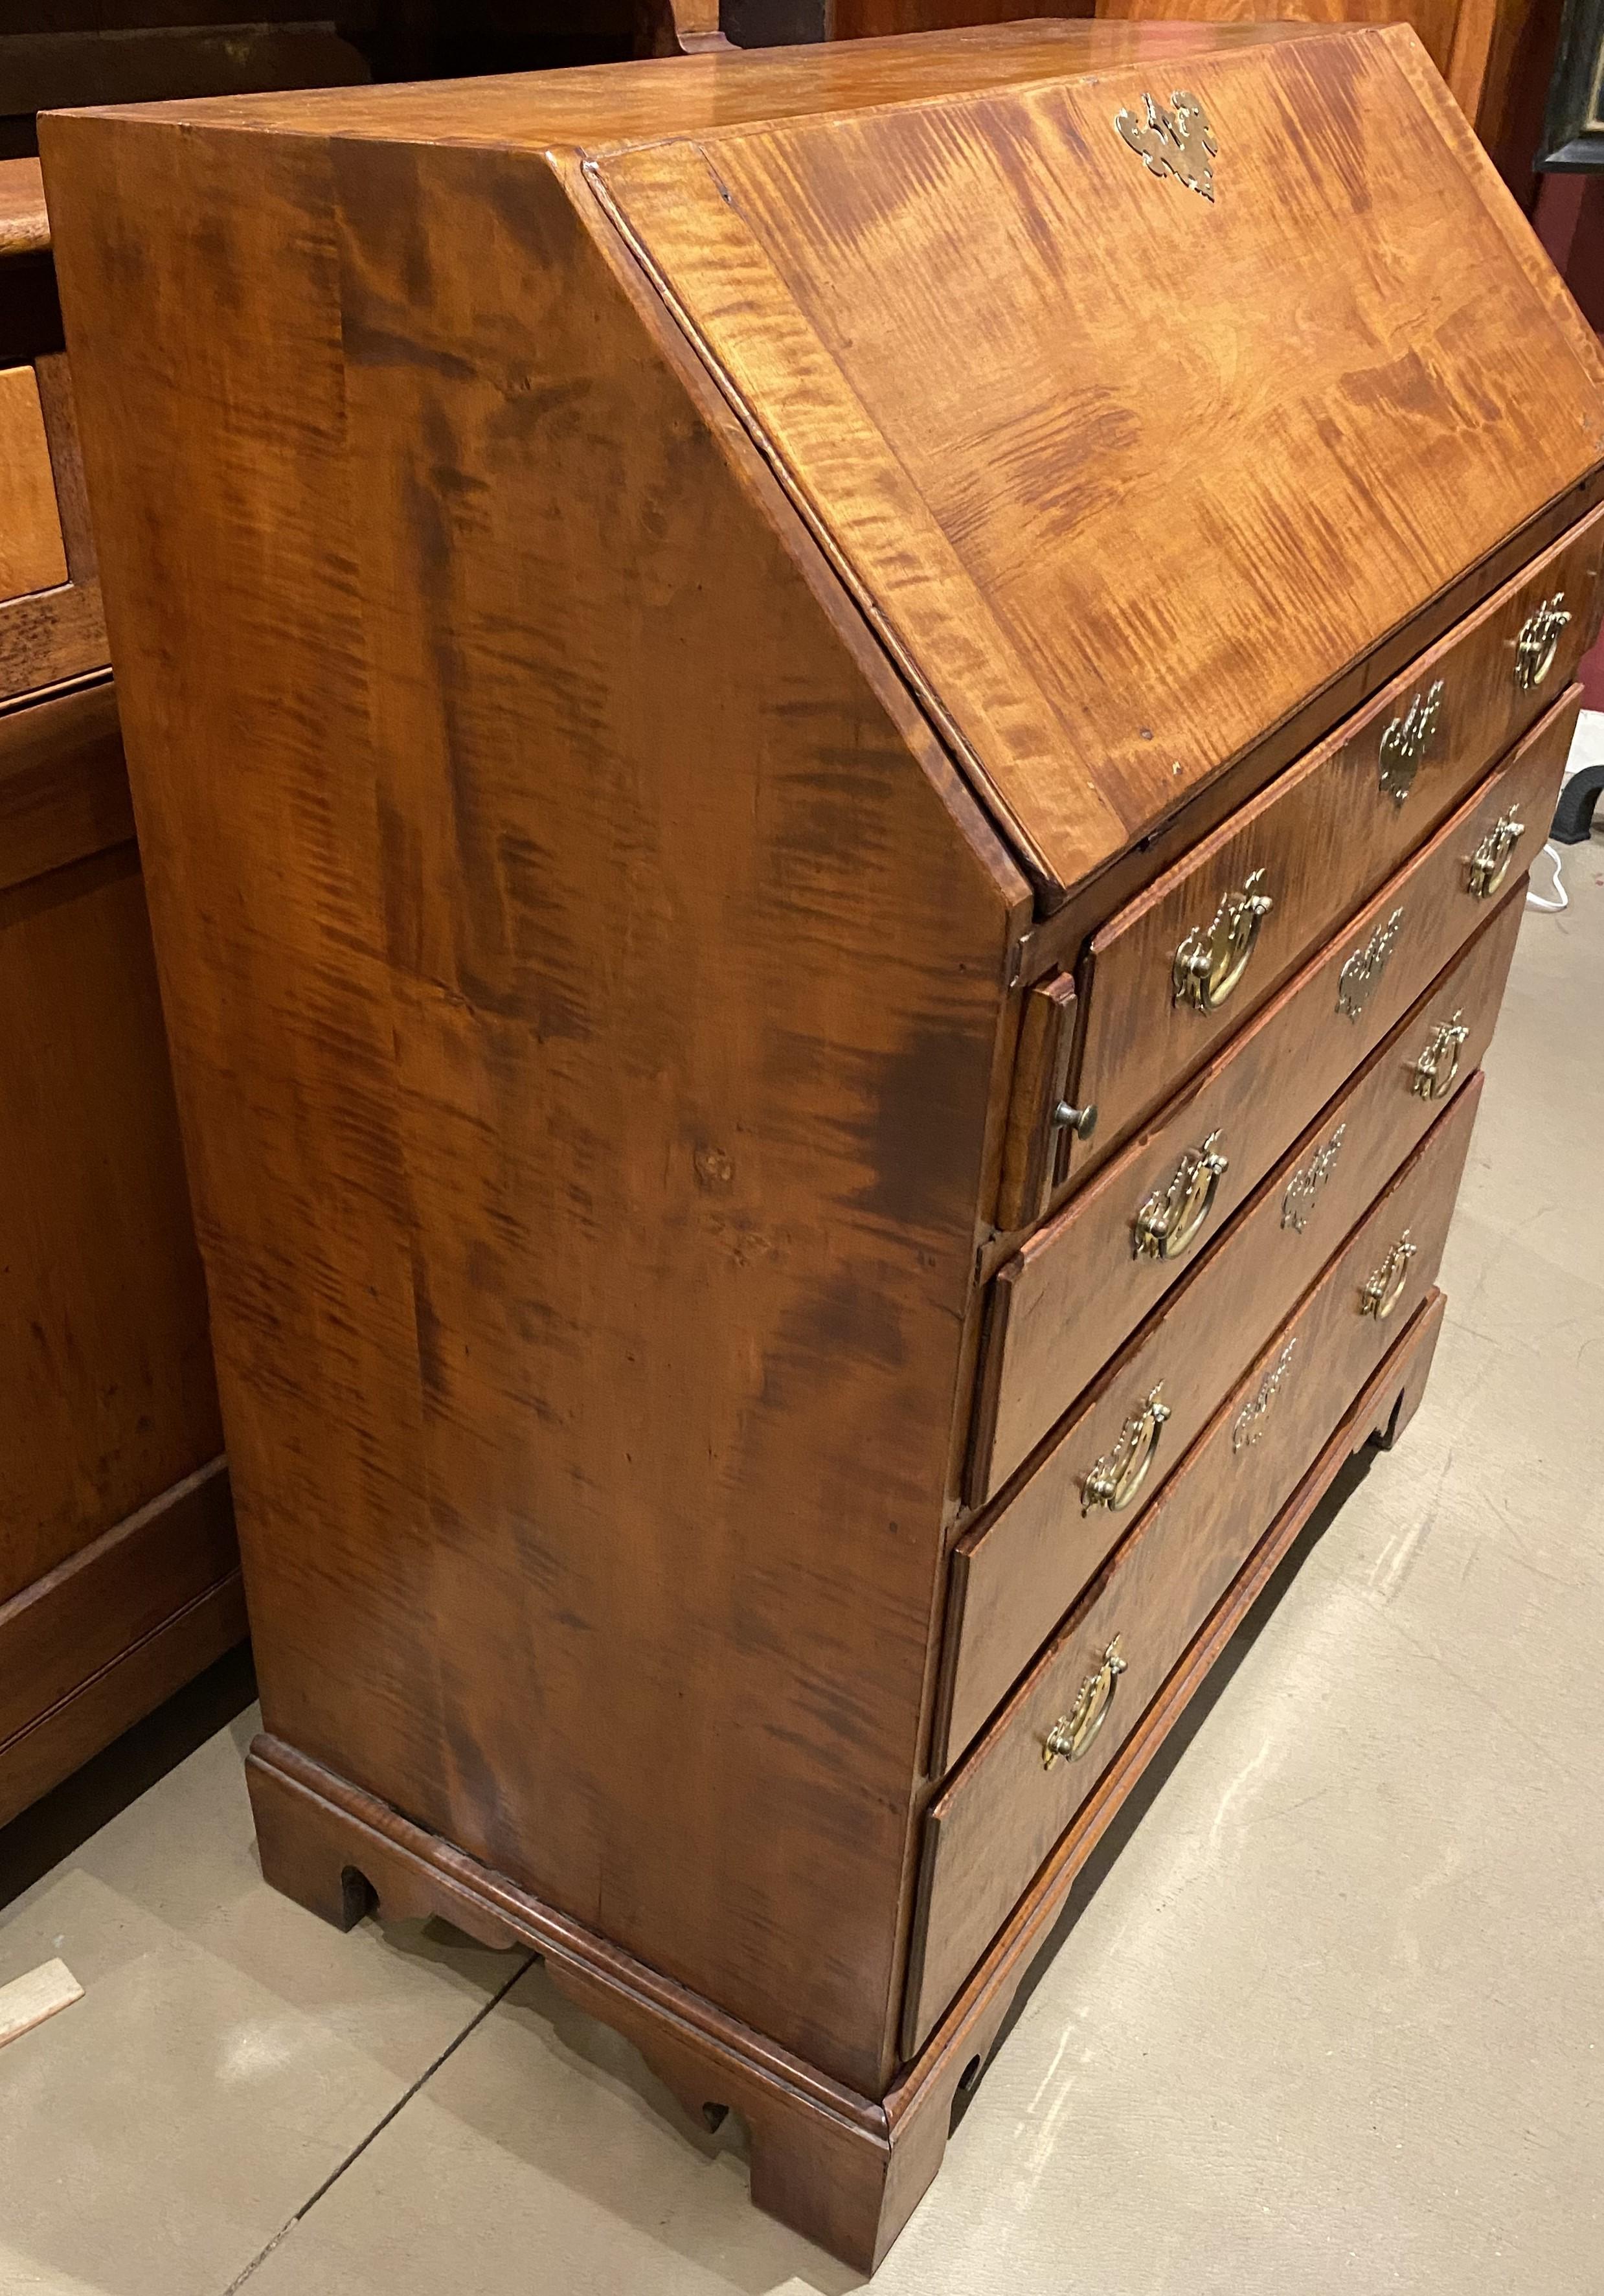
[43,109,1033,2099]
[594,25,1604,894]
[37,24,1604,2265]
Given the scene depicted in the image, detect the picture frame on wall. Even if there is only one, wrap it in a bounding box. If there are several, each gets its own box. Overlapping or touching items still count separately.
[1542,0,1604,168]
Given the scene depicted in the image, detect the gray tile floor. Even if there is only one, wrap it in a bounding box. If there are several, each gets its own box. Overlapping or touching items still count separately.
[3,835,1601,2296]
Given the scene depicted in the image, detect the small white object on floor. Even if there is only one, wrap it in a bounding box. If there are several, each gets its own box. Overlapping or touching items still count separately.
[1527,843,1569,913]
[1526,710,1601,913]
[0,1957,84,2049]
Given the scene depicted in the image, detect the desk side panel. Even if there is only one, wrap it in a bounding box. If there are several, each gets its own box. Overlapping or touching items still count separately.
[42,114,1020,2095]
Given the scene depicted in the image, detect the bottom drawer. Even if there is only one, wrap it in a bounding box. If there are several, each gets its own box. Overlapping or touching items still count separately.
[903,1088,1477,2052]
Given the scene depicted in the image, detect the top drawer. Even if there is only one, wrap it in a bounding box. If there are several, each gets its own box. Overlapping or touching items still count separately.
[1004,508,1604,1219]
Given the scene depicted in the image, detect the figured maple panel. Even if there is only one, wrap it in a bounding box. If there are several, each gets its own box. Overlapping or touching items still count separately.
[43,100,1034,2097]
[0,364,68,602]
[594,24,1604,895]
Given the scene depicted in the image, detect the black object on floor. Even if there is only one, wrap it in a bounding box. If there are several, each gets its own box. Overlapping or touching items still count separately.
[0,1642,257,1912]
[1552,764,1604,844]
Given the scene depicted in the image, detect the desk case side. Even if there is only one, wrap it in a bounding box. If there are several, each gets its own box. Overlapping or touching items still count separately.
[41,108,1028,2096]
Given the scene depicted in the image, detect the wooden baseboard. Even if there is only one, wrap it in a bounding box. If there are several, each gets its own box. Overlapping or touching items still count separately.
[245,1295,1443,2271]
[0,1456,245,1827]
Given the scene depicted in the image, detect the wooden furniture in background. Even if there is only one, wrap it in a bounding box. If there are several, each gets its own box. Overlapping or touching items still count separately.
[1541,0,1604,165]
[0,1,748,166]
[0,6,368,161]
[1096,0,1513,146]
[725,0,1090,49]
[0,159,240,1831]
[43,22,1604,2263]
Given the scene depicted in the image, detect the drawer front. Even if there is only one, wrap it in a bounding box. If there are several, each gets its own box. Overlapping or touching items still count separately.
[908,1285,1449,2071]
[0,363,69,603]
[939,907,1515,1766]
[908,1111,1471,2052]
[969,682,1577,1503]
[1065,509,1603,1170]
[999,510,1604,1223]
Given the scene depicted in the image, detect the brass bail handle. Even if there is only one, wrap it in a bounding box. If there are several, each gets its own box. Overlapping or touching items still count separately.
[1361,1230,1418,1321]
[1173,869,1274,1014]
[1133,1130,1228,1261]
[1081,1385,1171,1514]
[1466,811,1526,902]
[1412,1011,1470,1102]
[1043,1637,1127,1770]
[1513,594,1570,692]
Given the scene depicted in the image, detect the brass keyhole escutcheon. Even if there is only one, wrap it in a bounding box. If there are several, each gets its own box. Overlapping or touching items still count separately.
[1465,812,1525,901]
[1232,1339,1297,1454]
[1043,1637,1127,1769]
[1377,679,1444,806]
[1337,907,1405,1023]
[1081,1386,1171,1514]
[1361,1231,1417,1321]
[1132,1131,1228,1262]
[1113,91,1217,201]
[1513,595,1570,692]
[1282,1125,1345,1234]
[1173,870,1273,1014]
[1412,1011,1469,1102]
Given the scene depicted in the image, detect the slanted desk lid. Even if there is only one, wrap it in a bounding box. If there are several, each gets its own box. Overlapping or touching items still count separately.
[589,23,1604,900]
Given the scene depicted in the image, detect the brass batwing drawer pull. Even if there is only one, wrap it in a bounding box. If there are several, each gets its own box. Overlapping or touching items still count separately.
[1377,679,1444,805]
[1232,1338,1296,1454]
[1081,1384,1171,1514]
[1043,1637,1127,1769]
[1361,1231,1417,1321]
[1513,594,1570,692]
[1465,811,1525,900]
[1412,1010,1469,1101]
[1337,907,1404,1021]
[1172,869,1273,1014]
[1131,1130,1228,1261]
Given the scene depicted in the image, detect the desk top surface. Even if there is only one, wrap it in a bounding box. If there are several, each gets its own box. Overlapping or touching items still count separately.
[43,26,1604,898]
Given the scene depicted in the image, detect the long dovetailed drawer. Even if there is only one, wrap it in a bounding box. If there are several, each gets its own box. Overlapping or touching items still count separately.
[1062,509,1603,1168]
[969,683,1577,1504]
[937,891,1521,1769]
[907,1093,1477,2054]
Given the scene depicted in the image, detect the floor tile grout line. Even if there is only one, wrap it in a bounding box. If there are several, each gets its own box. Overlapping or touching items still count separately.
[220,1951,537,2295]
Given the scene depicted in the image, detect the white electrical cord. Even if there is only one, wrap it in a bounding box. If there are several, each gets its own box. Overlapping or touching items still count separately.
[1526,842,1568,913]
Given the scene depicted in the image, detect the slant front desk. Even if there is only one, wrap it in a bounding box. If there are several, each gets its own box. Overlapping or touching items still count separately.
[43,23,1604,2265]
